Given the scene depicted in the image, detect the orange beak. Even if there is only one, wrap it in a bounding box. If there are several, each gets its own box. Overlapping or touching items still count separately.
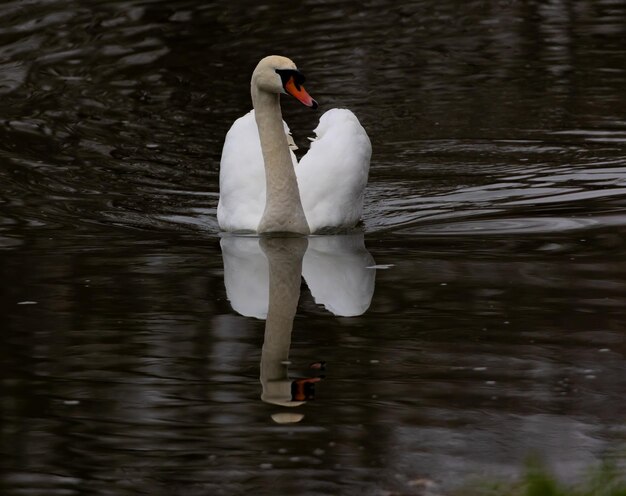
[285,77,318,109]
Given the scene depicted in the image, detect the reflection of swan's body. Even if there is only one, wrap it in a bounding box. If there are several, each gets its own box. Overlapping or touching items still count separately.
[221,236,269,319]
[220,234,375,319]
[220,234,376,416]
[217,55,371,234]
[302,236,375,317]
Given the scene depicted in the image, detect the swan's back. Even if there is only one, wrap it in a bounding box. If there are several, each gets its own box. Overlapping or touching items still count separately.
[218,108,370,233]
[297,109,371,232]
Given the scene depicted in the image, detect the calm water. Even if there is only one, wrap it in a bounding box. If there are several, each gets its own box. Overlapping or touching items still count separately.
[1,1,625,494]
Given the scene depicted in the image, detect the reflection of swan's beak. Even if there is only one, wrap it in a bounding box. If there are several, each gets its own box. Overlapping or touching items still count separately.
[292,377,322,402]
[285,77,318,109]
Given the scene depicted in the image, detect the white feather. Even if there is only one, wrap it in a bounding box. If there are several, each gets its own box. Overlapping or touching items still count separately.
[217,108,371,233]
[217,110,297,232]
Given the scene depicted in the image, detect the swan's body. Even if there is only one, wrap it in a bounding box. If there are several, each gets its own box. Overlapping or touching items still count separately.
[217,110,298,232]
[217,56,371,234]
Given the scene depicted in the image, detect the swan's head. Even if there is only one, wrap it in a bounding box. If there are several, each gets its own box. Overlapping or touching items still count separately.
[252,55,318,109]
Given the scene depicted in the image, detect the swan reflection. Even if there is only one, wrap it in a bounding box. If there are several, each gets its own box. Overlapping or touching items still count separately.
[303,235,375,317]
[220,234,375,419]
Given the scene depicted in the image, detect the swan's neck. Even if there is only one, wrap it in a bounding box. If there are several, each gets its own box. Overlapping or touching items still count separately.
[252,86,310,234]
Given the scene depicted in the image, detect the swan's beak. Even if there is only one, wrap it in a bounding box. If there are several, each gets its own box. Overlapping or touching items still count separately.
[285,77,318,109]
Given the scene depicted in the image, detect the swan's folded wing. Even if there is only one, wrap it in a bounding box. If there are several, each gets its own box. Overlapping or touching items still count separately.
[217,111,265,231]
[218,110,298,231]
[296,109,371,232]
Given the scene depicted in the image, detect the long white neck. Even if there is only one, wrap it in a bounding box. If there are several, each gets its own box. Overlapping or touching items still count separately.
[252,86,310,234]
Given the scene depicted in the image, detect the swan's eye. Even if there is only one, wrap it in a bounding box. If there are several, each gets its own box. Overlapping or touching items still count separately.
[275,69,306,90]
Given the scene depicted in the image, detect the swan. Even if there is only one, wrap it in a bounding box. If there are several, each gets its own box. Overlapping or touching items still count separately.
[217,55,371,234]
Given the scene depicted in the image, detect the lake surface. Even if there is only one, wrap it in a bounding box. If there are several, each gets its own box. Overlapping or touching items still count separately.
[1,1,625,494]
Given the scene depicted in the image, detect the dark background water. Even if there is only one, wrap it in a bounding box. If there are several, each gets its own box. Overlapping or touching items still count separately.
[1,1,625,495]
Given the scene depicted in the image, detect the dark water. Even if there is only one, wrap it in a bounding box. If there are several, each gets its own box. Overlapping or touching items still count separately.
[1,1,625,494]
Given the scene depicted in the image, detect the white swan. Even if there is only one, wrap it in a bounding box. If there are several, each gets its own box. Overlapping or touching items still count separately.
[217,55,371,234]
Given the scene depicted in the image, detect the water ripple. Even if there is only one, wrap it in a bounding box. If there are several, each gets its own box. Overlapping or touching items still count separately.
[0,0,625,239]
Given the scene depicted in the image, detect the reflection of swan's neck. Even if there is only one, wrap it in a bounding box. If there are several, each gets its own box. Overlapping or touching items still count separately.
[252,85,309,234]
[260,237,307,407]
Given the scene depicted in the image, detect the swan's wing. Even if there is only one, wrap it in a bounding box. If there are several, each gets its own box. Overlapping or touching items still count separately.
[302,234,375,317]
[217,111,265,231]
[217,110,298,232]
[296,109,371,232]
